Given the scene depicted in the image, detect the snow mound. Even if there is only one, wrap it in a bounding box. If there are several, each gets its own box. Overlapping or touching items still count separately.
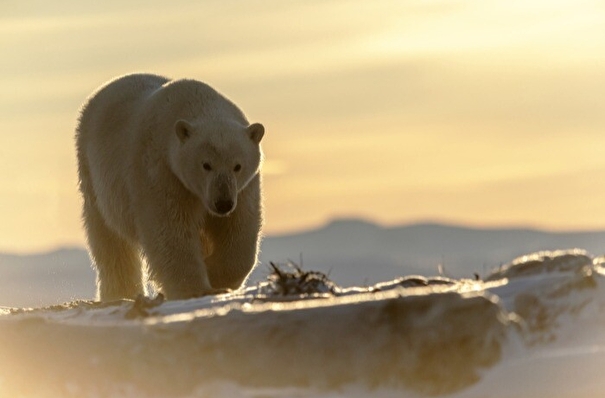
[485,248,593,281]
[1,249,605,397]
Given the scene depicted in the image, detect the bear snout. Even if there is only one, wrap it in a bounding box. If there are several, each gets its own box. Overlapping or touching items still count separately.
[214,199,234,215]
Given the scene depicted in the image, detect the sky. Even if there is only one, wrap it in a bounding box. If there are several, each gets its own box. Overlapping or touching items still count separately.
[1,0,604,252]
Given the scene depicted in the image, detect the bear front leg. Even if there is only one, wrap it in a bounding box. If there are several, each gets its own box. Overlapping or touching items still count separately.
[138,214,215,300]
[204,205,262,290]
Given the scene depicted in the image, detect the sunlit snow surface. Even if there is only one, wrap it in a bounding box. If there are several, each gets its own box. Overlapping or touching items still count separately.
[1,249,605,397]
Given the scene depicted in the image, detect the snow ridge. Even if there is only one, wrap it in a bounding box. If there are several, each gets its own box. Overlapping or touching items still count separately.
[1,249,605,397]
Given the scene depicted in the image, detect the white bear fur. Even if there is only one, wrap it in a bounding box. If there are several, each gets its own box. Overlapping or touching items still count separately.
[76,73,264,301]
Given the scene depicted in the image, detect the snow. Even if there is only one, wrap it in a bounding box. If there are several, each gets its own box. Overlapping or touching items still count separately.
[1,249,605,397]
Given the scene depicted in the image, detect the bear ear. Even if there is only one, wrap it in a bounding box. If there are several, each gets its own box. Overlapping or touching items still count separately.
[247,123,264,144]
[175,119,194,143]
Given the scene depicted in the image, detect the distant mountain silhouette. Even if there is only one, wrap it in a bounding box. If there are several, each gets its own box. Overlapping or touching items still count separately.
[254,219,605,286]
[1,219,604,307]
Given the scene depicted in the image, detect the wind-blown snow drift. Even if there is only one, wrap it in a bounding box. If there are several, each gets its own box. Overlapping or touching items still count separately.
[1,249,604,397]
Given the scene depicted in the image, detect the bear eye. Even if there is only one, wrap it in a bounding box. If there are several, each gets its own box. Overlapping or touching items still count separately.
[203,162,212,171]
[234,164,242,172]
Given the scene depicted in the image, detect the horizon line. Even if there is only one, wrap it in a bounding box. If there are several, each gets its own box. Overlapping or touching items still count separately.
[2,217,605,256]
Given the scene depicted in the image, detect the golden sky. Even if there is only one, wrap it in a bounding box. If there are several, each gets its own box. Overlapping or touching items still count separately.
[1,0,604,252]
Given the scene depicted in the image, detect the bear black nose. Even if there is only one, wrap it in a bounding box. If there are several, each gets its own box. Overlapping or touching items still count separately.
[215,200,234,214]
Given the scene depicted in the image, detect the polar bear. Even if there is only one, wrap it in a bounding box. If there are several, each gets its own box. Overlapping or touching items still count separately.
[75,73,264,301]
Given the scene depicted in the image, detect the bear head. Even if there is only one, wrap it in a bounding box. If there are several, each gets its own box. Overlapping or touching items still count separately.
[168,118,264,217]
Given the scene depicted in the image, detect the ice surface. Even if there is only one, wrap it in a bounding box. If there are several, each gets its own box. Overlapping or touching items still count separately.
[1,249,605,397]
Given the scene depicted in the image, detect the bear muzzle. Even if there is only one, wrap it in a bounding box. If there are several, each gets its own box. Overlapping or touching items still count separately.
[210,173,236,216]
[214,199,234,215]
